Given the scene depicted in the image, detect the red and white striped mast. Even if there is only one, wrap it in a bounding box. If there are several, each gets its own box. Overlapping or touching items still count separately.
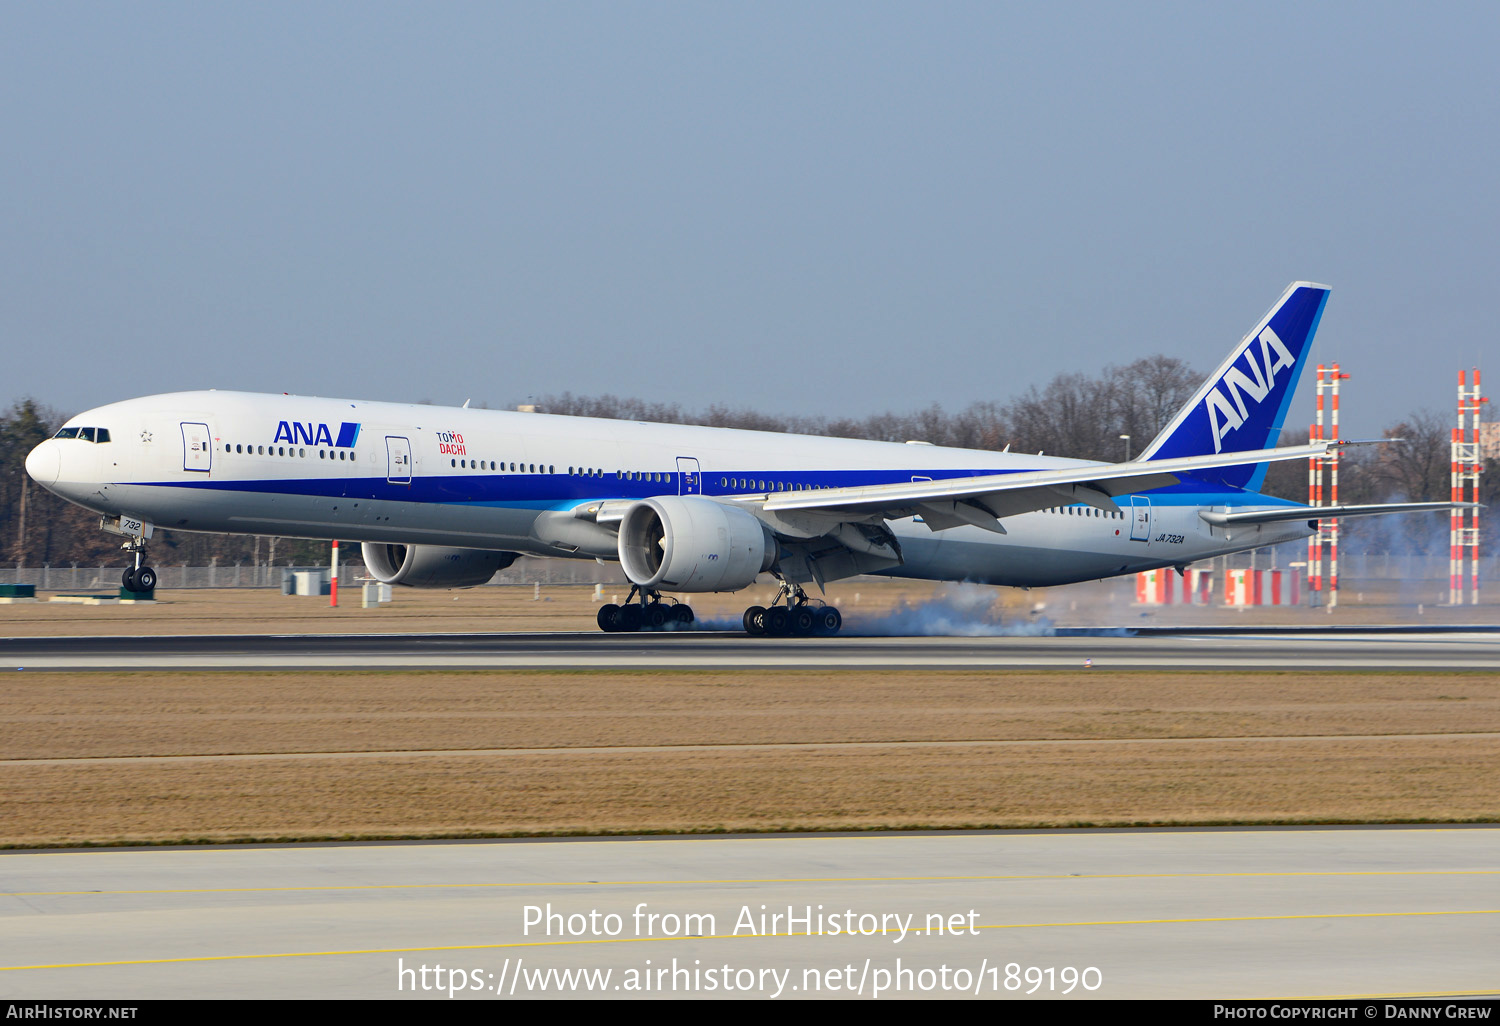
[1475,368,1486,602]
[1327,364,1348,608]
[1308,365,1326,599]
[1451,370,1486,605]
[1307,365,1349,607]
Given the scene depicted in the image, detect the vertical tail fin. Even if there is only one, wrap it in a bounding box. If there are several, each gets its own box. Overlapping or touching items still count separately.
[1138,281,1330,491]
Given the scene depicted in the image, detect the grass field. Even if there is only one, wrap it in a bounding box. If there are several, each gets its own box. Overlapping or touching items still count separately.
[3,667,1496,847]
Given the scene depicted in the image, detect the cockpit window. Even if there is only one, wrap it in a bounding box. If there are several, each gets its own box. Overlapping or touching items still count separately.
[53,426,111,442]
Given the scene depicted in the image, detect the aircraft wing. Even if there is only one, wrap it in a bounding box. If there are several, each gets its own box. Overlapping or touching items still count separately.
[1198,502,1480,527]
[755,441,1340,534]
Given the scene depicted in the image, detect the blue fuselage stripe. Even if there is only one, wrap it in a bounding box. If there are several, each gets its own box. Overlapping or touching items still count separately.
[131,466,1308,512]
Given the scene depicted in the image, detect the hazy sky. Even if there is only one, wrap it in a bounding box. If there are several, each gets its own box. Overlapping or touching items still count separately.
[3,2,1496,440]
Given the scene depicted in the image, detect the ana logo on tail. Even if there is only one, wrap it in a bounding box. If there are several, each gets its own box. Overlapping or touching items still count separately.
[1203,326,1296,453]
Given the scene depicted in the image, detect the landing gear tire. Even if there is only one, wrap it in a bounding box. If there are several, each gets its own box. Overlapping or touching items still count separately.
[672,604,695,626]
[742,605,767,636]
[122,566,156,593]
[597,604,622,632]
[617,604,643,632]
[765,607,790,636]
[813,606,843,636]
[789,606,817,635]
[644,603,669,629]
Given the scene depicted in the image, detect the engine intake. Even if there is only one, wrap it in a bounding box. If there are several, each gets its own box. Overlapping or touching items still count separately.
[361,543,517,588]
[617,496,775,592]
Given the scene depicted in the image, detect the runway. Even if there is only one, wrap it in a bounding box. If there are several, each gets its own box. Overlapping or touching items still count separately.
[2,827,1496,1000]
[4,626,1499,670]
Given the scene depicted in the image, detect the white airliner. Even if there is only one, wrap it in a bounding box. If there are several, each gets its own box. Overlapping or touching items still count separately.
[25,282,1464,634]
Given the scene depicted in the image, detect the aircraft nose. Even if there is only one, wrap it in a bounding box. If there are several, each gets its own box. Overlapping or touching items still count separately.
[25,441,60,487]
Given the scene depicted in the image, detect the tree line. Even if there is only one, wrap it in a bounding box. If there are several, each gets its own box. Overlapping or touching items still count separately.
[2,359,1492,569]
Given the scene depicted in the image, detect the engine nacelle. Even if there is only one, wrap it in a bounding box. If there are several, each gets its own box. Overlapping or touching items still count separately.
[617,496,775,592]
[361,543,518,588]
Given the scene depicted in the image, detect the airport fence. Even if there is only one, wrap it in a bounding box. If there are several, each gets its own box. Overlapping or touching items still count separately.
[4,556,625,591]
[5,553,1497,593]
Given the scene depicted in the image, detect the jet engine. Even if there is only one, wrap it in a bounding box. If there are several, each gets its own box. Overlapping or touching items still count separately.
[617,496,775,592]
[361,543,518,588]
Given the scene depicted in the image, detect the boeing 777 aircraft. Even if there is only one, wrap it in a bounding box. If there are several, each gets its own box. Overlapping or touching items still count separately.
[25,282,1464,635]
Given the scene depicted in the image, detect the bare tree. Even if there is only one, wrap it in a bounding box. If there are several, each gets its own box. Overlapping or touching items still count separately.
[1371,411,1451,502]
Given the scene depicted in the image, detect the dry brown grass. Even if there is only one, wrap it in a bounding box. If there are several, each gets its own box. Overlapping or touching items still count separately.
[2,577,1495,638]
[5,738,1496,847]
[2,668,1496,847]
[4,670,1499,758]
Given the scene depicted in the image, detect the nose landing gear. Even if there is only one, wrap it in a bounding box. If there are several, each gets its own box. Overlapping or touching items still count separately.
[120,539,157,594]
[101,516,157,594]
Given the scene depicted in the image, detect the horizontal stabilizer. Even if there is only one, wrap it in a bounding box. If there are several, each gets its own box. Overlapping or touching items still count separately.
[1199,502,1480,527]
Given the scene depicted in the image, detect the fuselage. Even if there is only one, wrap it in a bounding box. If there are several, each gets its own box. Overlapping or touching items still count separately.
[25,390,1313,589]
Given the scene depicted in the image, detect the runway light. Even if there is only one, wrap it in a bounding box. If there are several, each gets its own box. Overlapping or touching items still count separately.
[1084,658,1093,669]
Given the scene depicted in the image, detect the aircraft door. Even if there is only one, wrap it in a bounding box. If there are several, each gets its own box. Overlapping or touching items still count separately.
[676,457,702,495]
[181,422,211,473]
[386,436,412,485]
[1130,496,1152,542]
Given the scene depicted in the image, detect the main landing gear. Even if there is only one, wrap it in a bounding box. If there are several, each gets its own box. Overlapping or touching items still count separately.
[741,581,842,637]
[597,585,695,633]
[594,581,845,636]
[120,538,157,593]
